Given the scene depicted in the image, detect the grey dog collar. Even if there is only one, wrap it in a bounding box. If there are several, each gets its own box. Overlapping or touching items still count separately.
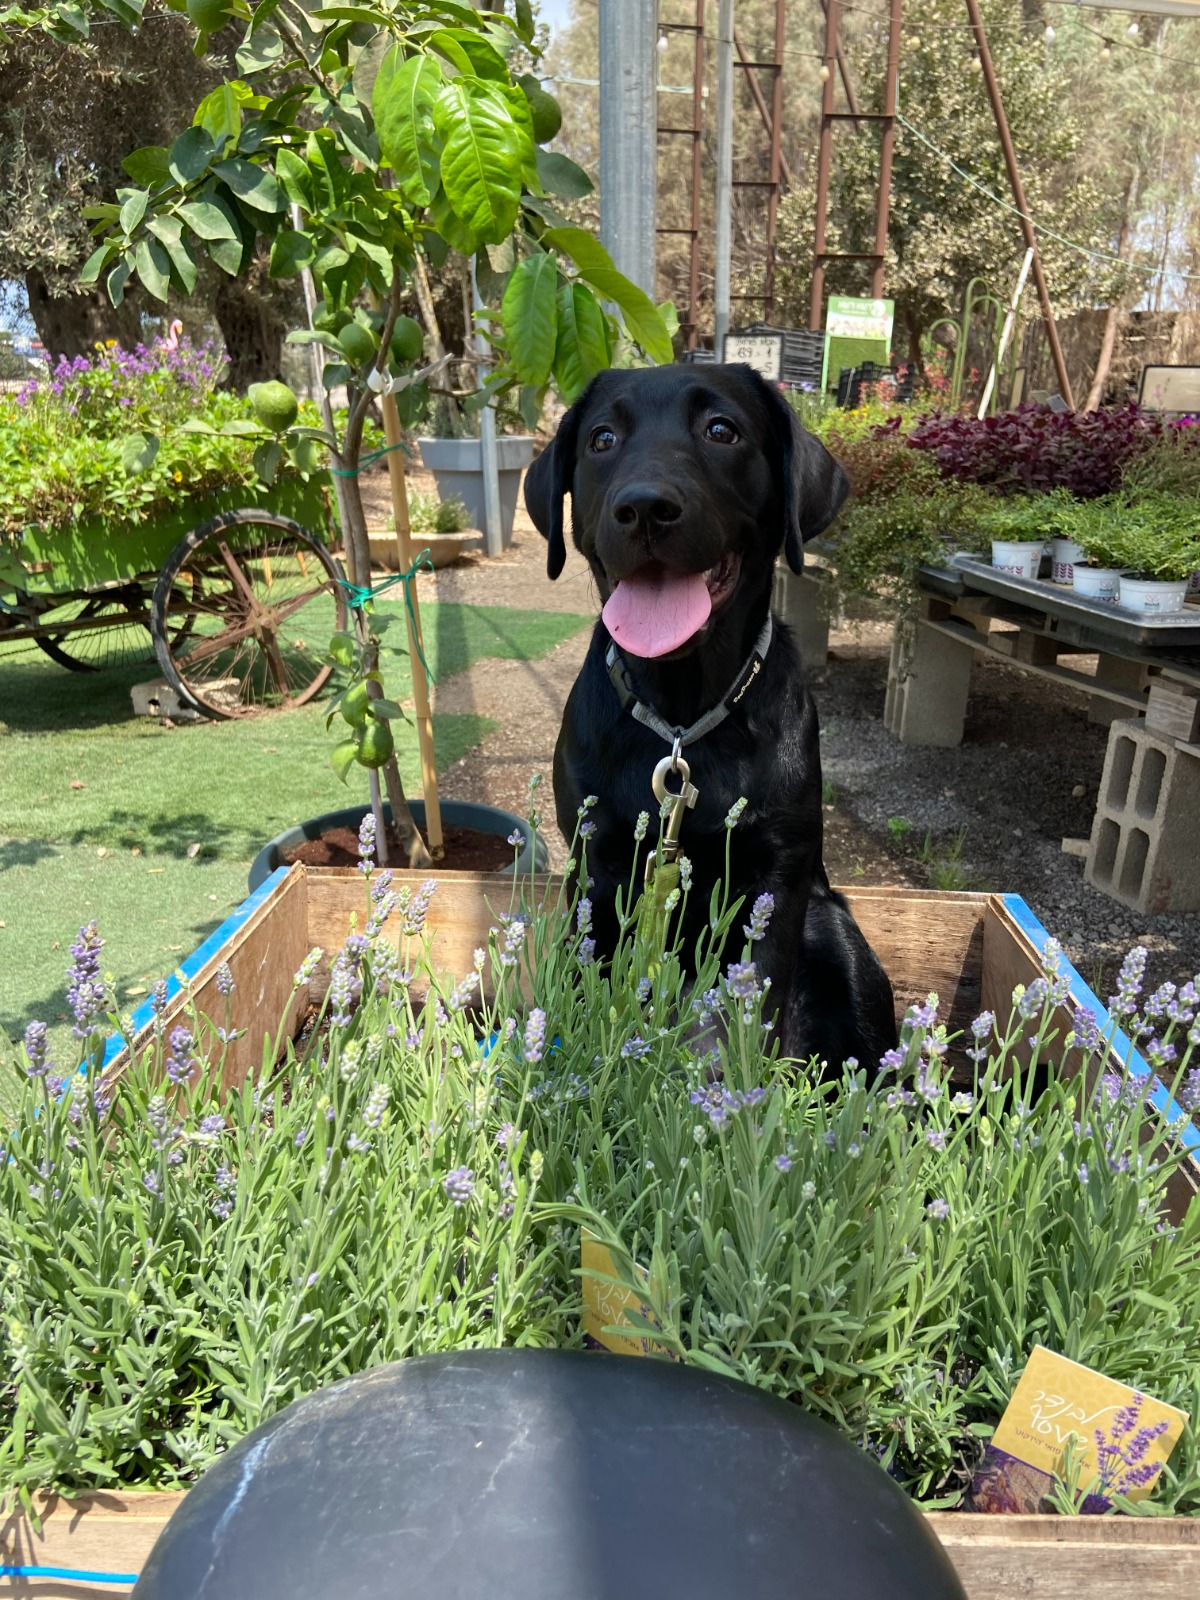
[605,612,774,750]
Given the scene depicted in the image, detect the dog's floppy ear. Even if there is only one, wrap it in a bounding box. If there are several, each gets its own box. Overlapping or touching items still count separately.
[763,384,850,574]
[523,386,592,580]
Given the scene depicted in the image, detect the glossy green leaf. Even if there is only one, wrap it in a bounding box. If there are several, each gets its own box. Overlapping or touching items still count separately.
[429,27,508,81]
[434,78,525,245]
[543,228,673,366]
[327,631,356,667]
[122,145,171,188]
[212,158,285,214]
[253,439,283,485]
[106,255,132,308]
[275,147,314,211]
[140,246,178,307]
[553,280,611,402]
[194,83,245,152]
[429,186,479,256]
[514,0,535,44]
[79,244,116,286]
[269,229,316,277]
[535,148,593,200]
[330,737,360,783]
[118,189,148,236]
[541,225,612,277]
[178,199,238,242]
[149,217,198,296]
[373,48,441,206]
[501,251,558,388]
[168,127,216,187]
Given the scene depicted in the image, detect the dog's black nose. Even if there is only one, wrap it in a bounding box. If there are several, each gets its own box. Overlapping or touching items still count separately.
[612,484,683,529]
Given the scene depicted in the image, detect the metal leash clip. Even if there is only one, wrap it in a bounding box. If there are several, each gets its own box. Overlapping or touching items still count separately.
[650,748,699,871]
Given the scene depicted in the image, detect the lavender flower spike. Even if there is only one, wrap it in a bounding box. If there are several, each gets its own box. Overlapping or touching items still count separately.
[743,893,774,943]
[1108,946,1147,1018]
[67,921,107,1038]
[524,1008,547,1064]
[358,812,377,873]
[23,1020,52,1079]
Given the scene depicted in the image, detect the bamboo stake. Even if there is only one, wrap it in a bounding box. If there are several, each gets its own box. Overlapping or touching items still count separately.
[380,392,444,859]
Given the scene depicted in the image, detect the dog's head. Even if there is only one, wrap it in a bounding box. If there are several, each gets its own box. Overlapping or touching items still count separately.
[523,364,848,660]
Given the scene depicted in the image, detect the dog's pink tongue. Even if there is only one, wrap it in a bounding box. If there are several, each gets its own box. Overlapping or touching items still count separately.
[602,567,712,659]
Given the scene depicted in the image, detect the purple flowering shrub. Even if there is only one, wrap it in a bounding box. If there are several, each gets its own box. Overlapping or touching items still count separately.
[1,336,318,544]
[907,403,1166,499]
[4,812,1200,1507]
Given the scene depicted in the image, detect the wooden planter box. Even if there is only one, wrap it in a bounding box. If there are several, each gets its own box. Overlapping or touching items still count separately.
[16,868,1175,1594]
[5,1490,1200,1597]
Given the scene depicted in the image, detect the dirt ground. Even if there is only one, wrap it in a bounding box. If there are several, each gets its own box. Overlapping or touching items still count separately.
[360,464,1198,997]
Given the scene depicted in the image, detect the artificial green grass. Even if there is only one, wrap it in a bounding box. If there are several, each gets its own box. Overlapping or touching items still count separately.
[0,599,588,1060]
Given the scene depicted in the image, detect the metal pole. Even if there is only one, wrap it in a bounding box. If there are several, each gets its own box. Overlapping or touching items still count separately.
[733,30,794,185]
[871,0,903,300]
[598,0,658,298]
[687,0,706,349]
[819,0,861,130]
[962,0,1075,409]
[809,0,839,331]
[761,0,786,318]
[713,0,734,355]
[469,255,504,559]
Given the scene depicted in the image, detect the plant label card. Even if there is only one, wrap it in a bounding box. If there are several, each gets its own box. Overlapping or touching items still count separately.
[580,1231,672,1359]
[970,1345,1188,1513]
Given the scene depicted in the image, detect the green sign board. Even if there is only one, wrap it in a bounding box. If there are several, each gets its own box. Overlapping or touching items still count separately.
[821,295,895,394]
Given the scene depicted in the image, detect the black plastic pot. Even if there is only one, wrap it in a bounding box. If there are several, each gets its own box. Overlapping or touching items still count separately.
[248,798,547,892]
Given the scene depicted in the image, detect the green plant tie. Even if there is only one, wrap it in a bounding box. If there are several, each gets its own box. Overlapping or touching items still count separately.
[335,551,437,683]
[329,439,414,478]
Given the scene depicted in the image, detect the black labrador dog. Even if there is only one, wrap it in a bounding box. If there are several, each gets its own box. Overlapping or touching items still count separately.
[524,363,897,1071]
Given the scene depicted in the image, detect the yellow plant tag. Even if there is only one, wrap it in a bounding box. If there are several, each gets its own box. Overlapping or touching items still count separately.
[973,1345,1188,1512]
[580,1230,671,1358]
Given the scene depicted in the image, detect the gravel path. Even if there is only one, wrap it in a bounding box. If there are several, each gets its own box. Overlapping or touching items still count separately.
[362,464,1198,992]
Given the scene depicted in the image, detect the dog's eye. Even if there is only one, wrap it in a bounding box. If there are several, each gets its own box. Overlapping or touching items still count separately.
[589,426,618,453]
[705,418,739,445]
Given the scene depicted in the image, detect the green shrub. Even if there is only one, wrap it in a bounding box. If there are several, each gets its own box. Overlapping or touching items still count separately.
[1056,494,1200,581]
[3,820,1199,1512]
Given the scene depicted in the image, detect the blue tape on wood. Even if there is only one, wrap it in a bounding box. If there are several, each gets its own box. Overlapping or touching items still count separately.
[0,1564,138,1584]
[1001,893,1200,1175]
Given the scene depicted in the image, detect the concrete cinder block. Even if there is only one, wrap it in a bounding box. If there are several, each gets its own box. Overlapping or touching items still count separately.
[1085,717,1200,914]
[884,620,974,748]
[772,567,831,670]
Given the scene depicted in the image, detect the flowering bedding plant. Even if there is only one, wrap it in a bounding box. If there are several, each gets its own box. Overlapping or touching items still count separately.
[3,807,1200,1514]
[0,337,316,546]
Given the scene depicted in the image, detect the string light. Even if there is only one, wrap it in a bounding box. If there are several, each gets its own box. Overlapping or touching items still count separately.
[1100,39,1113,61]
[969,56,983,73]
[818,64,831,82]
[1043,24,1056,44]
[1127,21,1140,39]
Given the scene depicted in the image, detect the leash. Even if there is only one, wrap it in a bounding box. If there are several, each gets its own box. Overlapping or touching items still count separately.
[610,614,773,960]
[605,613,774,750]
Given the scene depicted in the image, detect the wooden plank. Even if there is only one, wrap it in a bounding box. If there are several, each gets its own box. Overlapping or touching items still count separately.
[0,1491,183,1596]
[6,1492,1200,1599]
[927,1510,1200,1598]
[102,866,309,1097]
[842,887,987,1037]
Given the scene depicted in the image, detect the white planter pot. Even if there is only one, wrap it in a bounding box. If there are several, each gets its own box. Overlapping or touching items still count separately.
[415,436,535,549]
[991,539,1043,580]
[1050,538,1086,585]
[1117,574,1190,615]
[1072,565,1121,604]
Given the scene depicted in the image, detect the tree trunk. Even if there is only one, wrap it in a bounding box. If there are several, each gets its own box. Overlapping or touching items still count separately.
[1085,168,1139,411]
[24,270,141,361]
[210,278,286,392]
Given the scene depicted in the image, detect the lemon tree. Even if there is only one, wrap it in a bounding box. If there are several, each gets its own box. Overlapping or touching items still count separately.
[6,0,674,865]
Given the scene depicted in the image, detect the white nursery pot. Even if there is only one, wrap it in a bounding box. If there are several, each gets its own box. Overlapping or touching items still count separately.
[1050,538,1086,585]
[1072,565,1121,603]
[991,539,1043,580]
[1117,574,1190,614]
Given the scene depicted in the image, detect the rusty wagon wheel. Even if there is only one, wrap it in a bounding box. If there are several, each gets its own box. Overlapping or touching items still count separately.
[151,509,347,719]
[32,584,156,671]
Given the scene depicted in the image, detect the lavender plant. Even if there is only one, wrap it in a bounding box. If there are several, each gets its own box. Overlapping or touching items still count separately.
[2,819,1199,1515]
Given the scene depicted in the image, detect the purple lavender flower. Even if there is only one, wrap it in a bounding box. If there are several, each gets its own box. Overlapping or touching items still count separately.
[620,1034,650,1060]
[294,947,324,987]
[1180,1068,1200,1114]
[215,962,235,997]
[498,915,527,970]
[1070,1006,1102,1054]
[925,1128,947,1150]
[725,961,761,1004]
[357,812,377,872]
[497,1123,519,1150]
[909,995,938,1031]
[1145,1036,1177,1071]
[1108,946,1147,1018]
[362,1081,390,1128]
[1017,978,1050,1021]
[199,1114,225,1139]
[443,1166,475,1206]
[506,829,523,847]
[579,819,596,839]
[67,922,107,1038]
[23,1020,52,1079]
[926,1198,950,1220]
[143,1170,162,1195]
[743,893,774,943]
[578,938,596,966]
[400,879,438,938]
[524,1008,547,1064]
[575,899,592,938]
[448,970,481,1013]
[775,1153,792,1172]
[878,1046,905,1073]
[166,1025,194,1086]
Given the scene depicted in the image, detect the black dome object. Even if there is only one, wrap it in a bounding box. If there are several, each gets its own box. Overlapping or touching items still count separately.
[134,1349,966,1600]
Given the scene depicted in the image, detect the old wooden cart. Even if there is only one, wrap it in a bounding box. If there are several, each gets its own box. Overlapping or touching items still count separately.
[0,475,347,717]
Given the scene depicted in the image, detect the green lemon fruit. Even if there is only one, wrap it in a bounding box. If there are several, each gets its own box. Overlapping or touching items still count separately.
[340,680,371,728]
[248,380,299,434]
[186,0,234,32]
[356,717,395,769]
[389,315,425,366]
[518,75,563,145]
[337,321,378,368]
